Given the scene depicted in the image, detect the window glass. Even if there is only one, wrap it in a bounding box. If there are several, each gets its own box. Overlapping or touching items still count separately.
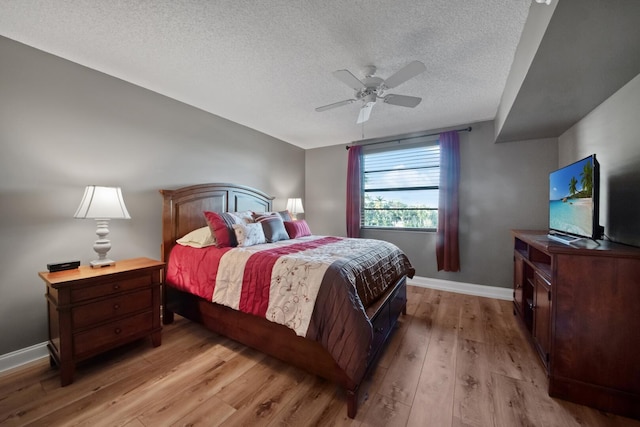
[362,141,439,230]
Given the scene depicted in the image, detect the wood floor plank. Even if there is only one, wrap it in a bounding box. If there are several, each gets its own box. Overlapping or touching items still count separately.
[452,338,496,427]
[359,393,411,427]
[217,363,309,426]
[2,288,640,427]
[137,347,265,426]
[458,295,485,343]
[311,363,390,427]
[215,356,295,408]
[492,373,542,427]
[37,345,228,426]
[122,418,146,427]
[377,297,432,406]
[169,395,236,427]
[2,319,219,426]
[90,342,262,426]
[1,349,154,426]
[478,297,520,345]
[0,359,52,397]
[477,296,549,387]
[0,381,46,422]
[405,291,461,427]
[264,376,337,427]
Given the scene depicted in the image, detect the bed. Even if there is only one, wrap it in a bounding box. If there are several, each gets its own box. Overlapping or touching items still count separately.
[160,183,414,418]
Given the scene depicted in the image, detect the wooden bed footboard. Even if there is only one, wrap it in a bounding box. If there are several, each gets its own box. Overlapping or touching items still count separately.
[163,274,407,418]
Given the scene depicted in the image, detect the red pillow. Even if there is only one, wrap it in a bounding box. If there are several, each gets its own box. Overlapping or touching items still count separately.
[284,220,312,239]
[204,211,241,247]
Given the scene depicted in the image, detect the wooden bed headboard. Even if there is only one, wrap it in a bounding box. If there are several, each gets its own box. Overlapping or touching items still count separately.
[159,183,274,263]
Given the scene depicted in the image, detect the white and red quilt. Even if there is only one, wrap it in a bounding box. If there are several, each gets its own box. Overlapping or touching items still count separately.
[166,235,414,382]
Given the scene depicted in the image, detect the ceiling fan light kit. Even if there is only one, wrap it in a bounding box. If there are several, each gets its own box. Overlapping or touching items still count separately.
[316,60,427,124]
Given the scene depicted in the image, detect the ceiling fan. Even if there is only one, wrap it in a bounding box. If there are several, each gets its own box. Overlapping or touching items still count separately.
[315,60,427,124]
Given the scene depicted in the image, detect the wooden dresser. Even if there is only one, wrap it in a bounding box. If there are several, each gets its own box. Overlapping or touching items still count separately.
[40,257,164,386]
[511,230,640,419]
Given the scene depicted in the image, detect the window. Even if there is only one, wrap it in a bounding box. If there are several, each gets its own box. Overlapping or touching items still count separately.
[362,138,439,230]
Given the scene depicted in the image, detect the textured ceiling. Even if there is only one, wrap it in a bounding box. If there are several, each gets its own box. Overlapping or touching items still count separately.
[0,0,532,149]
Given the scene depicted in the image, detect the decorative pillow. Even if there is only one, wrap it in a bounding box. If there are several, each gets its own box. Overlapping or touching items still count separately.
[233,223,266,247]
[232,210,255,224]
[284,220,312,239]
[254,213,290,243]
[277,210,293,221]
[176,226,216,248]
[204,211,245,247]
[252,211,292,222]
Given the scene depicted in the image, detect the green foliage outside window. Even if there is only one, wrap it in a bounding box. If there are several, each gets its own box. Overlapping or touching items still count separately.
[363,194,438,229]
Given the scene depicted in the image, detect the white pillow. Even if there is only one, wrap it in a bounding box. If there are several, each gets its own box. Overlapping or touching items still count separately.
[176,226,216,248]
[233,223,266,247]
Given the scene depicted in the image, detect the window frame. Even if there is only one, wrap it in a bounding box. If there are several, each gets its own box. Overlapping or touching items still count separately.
[360,134,440,232]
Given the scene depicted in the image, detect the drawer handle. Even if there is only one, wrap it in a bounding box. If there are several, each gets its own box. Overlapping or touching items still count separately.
[113,284,120,290]
[114,327,122,334]
[113,303,120,310]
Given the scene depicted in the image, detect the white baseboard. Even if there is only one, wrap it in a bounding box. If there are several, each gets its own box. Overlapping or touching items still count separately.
[408,276,512,301]
[0,342,48,375]
[1,277,510,375]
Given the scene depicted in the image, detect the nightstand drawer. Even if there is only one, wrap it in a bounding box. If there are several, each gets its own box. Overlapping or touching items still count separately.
[74,311,153,357]
[72,289,153,329]
[71,273,153,302]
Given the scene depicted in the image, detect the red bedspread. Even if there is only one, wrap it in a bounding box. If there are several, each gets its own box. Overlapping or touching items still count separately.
[166,235,414,383]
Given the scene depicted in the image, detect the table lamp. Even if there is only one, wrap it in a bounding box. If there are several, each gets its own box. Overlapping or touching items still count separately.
[74,186,131,268]
[286,198,304,220]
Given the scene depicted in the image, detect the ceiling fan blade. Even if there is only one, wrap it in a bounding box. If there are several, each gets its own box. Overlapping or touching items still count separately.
[383,60,427,89]
[356,102,375,124]
[315,99,356,112]
[383,94,422,108]
[332,69,366,90]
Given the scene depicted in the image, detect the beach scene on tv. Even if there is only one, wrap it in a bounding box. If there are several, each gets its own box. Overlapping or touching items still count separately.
[549,157,594,237]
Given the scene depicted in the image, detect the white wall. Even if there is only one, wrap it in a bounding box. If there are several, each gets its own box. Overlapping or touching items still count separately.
[558,73,640,246]
[305,121,558,288]
[0,36,305,355]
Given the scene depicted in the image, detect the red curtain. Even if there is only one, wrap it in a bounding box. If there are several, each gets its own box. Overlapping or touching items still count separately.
[346,145,363,238]
[436,131,460,271]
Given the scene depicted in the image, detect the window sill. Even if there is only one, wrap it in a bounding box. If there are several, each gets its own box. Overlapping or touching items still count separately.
[361,227,436,233]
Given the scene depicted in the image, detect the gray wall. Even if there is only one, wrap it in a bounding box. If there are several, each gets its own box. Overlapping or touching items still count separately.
[0,36,305,355]
[558,73,640,247]
[305,121,558,288]
[495,0,556,141]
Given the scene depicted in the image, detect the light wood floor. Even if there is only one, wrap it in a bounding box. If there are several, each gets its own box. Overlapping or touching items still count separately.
[1,286,639,426]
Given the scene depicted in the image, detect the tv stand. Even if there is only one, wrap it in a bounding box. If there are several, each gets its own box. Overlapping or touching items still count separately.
[512,230,640,420]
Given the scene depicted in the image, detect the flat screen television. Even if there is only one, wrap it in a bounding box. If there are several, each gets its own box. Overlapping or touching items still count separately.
[548,154,602,242]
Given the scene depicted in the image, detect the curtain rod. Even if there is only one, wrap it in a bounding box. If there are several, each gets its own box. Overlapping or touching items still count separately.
[346,126,472,150]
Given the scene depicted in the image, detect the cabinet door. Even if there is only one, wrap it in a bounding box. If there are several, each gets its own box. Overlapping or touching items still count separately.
[533,272,552,369]
[513,253,525,317]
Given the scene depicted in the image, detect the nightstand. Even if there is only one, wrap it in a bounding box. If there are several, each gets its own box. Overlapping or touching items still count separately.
[39,257,164,386]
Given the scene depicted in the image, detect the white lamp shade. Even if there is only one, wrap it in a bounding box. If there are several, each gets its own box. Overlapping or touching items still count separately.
[286,198,304,215]
[74,186,131,219]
